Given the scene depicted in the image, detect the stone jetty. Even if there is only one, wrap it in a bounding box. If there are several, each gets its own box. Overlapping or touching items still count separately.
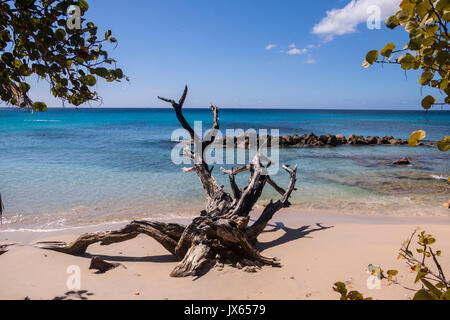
[213,133,434,148]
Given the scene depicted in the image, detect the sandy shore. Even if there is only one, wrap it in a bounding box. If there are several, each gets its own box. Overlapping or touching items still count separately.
[1,210,450,300]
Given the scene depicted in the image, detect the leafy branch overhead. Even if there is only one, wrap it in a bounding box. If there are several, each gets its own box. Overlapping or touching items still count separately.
[0,0,127,111]
[363,0,449,151]
[363,0,449,108]
[408,129,450,151]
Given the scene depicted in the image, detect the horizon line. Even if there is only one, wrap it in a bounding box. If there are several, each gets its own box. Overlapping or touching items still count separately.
[1,106,448,111]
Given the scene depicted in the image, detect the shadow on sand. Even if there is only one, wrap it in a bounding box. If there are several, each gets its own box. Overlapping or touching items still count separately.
[53,290,94,300]
[70,221,333,281]
[255,222,334,252]
[82,253,178,263]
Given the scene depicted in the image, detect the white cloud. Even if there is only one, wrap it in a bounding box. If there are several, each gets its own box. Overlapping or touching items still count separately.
[306,57,317,64]
[265,44,277,51]
[287,47,308,55]
[286,43,308,56]
[312,0,401,41]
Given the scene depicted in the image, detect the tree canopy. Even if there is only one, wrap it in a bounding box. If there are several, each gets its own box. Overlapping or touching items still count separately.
[0,0,126,111]
[363,0,449,151]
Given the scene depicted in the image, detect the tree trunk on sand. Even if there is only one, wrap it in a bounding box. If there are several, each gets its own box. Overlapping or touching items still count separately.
[35,87,298,278]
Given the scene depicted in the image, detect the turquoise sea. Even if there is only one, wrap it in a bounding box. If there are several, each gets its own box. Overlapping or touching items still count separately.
[0,108,449,231]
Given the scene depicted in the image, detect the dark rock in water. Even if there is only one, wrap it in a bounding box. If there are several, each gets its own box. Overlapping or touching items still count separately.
[381,136,394,144]
[280,134,293,146]
[327,134,338,146]
[389,138,407,145]
[366,136,380,145]
[292,134,302,144]
[319,135,328,144]
[314,140,325,146]
[89,256,123,273]
[392,157,411,165]
[219,133,414,148]
[348,134,368,145]
[305,133,317,144]
[335,134,347,144]
[347,134,357,144]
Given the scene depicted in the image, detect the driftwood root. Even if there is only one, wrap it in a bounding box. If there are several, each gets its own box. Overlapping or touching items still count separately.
[35,87,298,278]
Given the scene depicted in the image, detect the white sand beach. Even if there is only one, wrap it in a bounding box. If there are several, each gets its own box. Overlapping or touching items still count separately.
[1,210,449,300]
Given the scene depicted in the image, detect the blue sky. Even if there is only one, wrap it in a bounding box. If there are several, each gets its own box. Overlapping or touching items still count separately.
[28,0,436,109]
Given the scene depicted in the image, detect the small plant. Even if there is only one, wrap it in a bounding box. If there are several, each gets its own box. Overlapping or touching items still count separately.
[408,130,450,152]
[397,228,450,300]
[335,228,450,300]
[333,282,372,300]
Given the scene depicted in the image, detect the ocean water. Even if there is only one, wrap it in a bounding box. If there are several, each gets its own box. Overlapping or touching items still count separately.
[0,108,449,231]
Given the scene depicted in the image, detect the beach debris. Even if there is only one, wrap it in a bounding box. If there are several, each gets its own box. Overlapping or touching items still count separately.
[243,266,258,273]
[0,192,4,225]
[89,256,123,273]
[0,243,12,255]
[392,157,411,165]
[0,247,7,255]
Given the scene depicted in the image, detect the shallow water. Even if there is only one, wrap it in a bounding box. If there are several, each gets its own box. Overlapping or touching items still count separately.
[0,108,449,230]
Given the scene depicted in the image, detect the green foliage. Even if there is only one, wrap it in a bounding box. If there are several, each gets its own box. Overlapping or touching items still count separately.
[368,264,399,281]
[363,0,449,107]
[362,0,449,150]
[368,264,382,278]
[408,129,450,150]
[386,269,399,281]
[380,42,396,57]
[333,282,373,300]
[399,229,450,300]
[0,0,127,111]
[408,129,427,146]
[421,95,437,109]
[365,50,379,65]
[334,228,450,300]
[437,136,450,151]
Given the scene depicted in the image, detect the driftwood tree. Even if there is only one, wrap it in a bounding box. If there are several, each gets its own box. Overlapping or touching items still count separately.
[36,87,298,277]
